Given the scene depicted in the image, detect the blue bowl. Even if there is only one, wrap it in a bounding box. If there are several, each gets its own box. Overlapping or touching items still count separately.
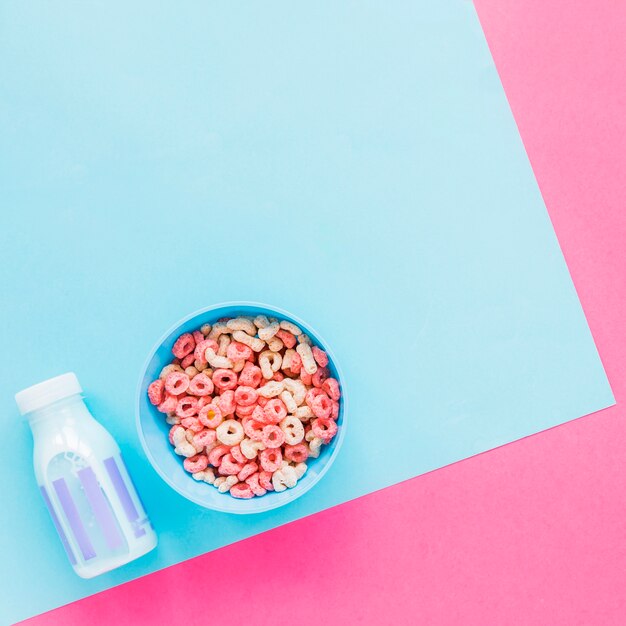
[136,302,347,514]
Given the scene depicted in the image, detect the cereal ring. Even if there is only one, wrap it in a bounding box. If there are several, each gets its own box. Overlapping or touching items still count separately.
[194,359,209,372]
[322,377,341,401]
[238,362,263,388]
[331,400,339,420]
[232,359,246,373]
[289,352,303,375]
[227,341,253,362]
[272,465,298,492]
[157,393,178,414]
[181,353,195,369]
[172,333,195,359]
[257,321,279,341]
[261,424,285,449]
[311,393,333,419]
[217,389,236,415]
[297,333,312,345]
[169,425,185,446]
[284,443,308,463]
[308,437,323,458]
[275,329,297,349]
[235,404,256,419]
[263,398,287,424]
[311,418,338,443]
[312,366,330,389]
[176,395,199,418]
[208,444,230,467]
[258,470,274,491]
[216,419,245,446]
[165,372,189,396]
[279,320,302,336]
[300,370,313,385]
[165,414,181,425]
[259,350,282,380]
[284,378,306,405]
[208,321,231,340]
[200,323,212,336]
[198,403,223,429]
[218,453,245,476]
[192,468,215,484]
[194,339,219,365]
[280,390,298,414]
[257,380,285,398]
[293,462,307,479]
[193,330,205,345]
[174,440,197,458]
[272,371,284,382]
[234,385,259,407]
[192,429,217,451]
[227,317,257,335]
[305,387,325,408]
[180,416,203,432]
[148,379,165,406]
[243,418,265,441]
[159,363,183,380]
[254,315,270,329]
[311,346,329,367]
[212,368,238,391]
[246,472,267,497]
[240,437,265,459]
[183,454,208,473]
[267,335,284,353]
[230,444,246,464]
[259,448,283,472]
[217,334,231,358]
[232,330,265,352]
[215,475,238,493]
[296,343,317,375]
[257,396,268,408]
[295,405,314,420]
[184,366,199,378]
[205,348,234,370]
[187,373,213,396]
[230,482,254,499]
[279,416,305,445]
[237,461,258,482]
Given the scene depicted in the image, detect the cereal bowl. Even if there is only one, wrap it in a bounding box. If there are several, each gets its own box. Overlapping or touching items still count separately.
[136,302,347,514]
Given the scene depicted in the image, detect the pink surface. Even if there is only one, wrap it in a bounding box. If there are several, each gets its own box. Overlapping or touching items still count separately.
[20,1,626,624]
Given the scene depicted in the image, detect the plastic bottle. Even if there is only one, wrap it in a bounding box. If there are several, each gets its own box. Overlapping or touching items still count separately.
[15,372,157,578]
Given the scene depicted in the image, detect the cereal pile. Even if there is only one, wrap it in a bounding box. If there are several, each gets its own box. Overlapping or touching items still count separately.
[147,315,341,499]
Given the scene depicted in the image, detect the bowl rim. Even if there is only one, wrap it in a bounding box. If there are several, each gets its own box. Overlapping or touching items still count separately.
[135,300,348,514]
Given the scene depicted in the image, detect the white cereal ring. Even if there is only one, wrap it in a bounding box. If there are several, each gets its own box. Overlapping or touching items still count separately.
[267,336,284,353]
[159,363,183,379]
[174,441,197,458]
[232,359,246,373]
[254,315,270,329]
[205,348,234,369]
[282,348,295,371]
[214,475,238,493]
[240,437,266,460]
[293,462,307,479]
[279,320,302,336]
[200,323,212,336]
[259,350,282,380]
[279,415,305,445]
[296,343,318,375]
[258,321,280,341]
[227,317,257,336]
[308,437,323,458]
[208,321,231,340]
[295,405,314,420]
[280,390,298,414]
[194,359,209,372]
[216,419,245,446]
[233,330,265,352]
[218,334,231,357]
[283,378,306,406]
[257,380,285,398]
[165,414,181,425]
[192,468,216,484]
[297,333,312,346]
[184,366,199,378]
[272,465,298,492]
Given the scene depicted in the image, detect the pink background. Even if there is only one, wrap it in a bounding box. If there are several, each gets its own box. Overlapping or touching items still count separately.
[21,1,626,624]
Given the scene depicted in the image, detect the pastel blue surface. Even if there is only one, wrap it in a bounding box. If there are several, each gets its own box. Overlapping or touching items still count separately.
[138,302,348,514]
[0,0,614,623]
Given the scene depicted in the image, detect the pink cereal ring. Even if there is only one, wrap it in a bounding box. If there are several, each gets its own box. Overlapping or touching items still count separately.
[263,398,287,424]
[194,339,219,365]
[239,362,263,388]
[236,404,256,419]
[227,341,253,362]
[284,443,309,463]
[259,448,283,473]
[157,393,178,414]
[234,385,258,407]
[312,418,338,442]
[230,483,254,499]
[183,454,208,473]
[300,370,313,385]
[237,461,258,482]
[312,366,330,389]
[181,354,195,369]
[208,444,230,467]
[176,395,198,418]
[219,454,245,476]
[258,470,274,491]
[261,424,285,449]
[246,472,267,497]
[165,372,190,396]
[172,333,195,359]
[243,419,265,442]
[148,379,165,406]
[311,346,329,367]
[230,445,246,464]
[168,425,184,445]
[305,387,326,409]
[180,416,203,432]
[217,389,236,415]
[189,373,214,396]
[212,368,238,391]
[193,330,204,344]
[272,371,285,382]
[322,378,341,401]
[311,393,333,419]
[257,396,268,408]
[252,405,266,422]
[331,400,339,420]
[197,395,212,409]
[290,352,303,374]
[198,403,223,429]
[275,329,297,349]
[193,429,217,450]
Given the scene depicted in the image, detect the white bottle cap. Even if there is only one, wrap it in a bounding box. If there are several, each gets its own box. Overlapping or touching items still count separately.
[15,372,83,416]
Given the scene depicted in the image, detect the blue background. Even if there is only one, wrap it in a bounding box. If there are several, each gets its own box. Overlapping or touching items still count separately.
[0,1,613,623]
